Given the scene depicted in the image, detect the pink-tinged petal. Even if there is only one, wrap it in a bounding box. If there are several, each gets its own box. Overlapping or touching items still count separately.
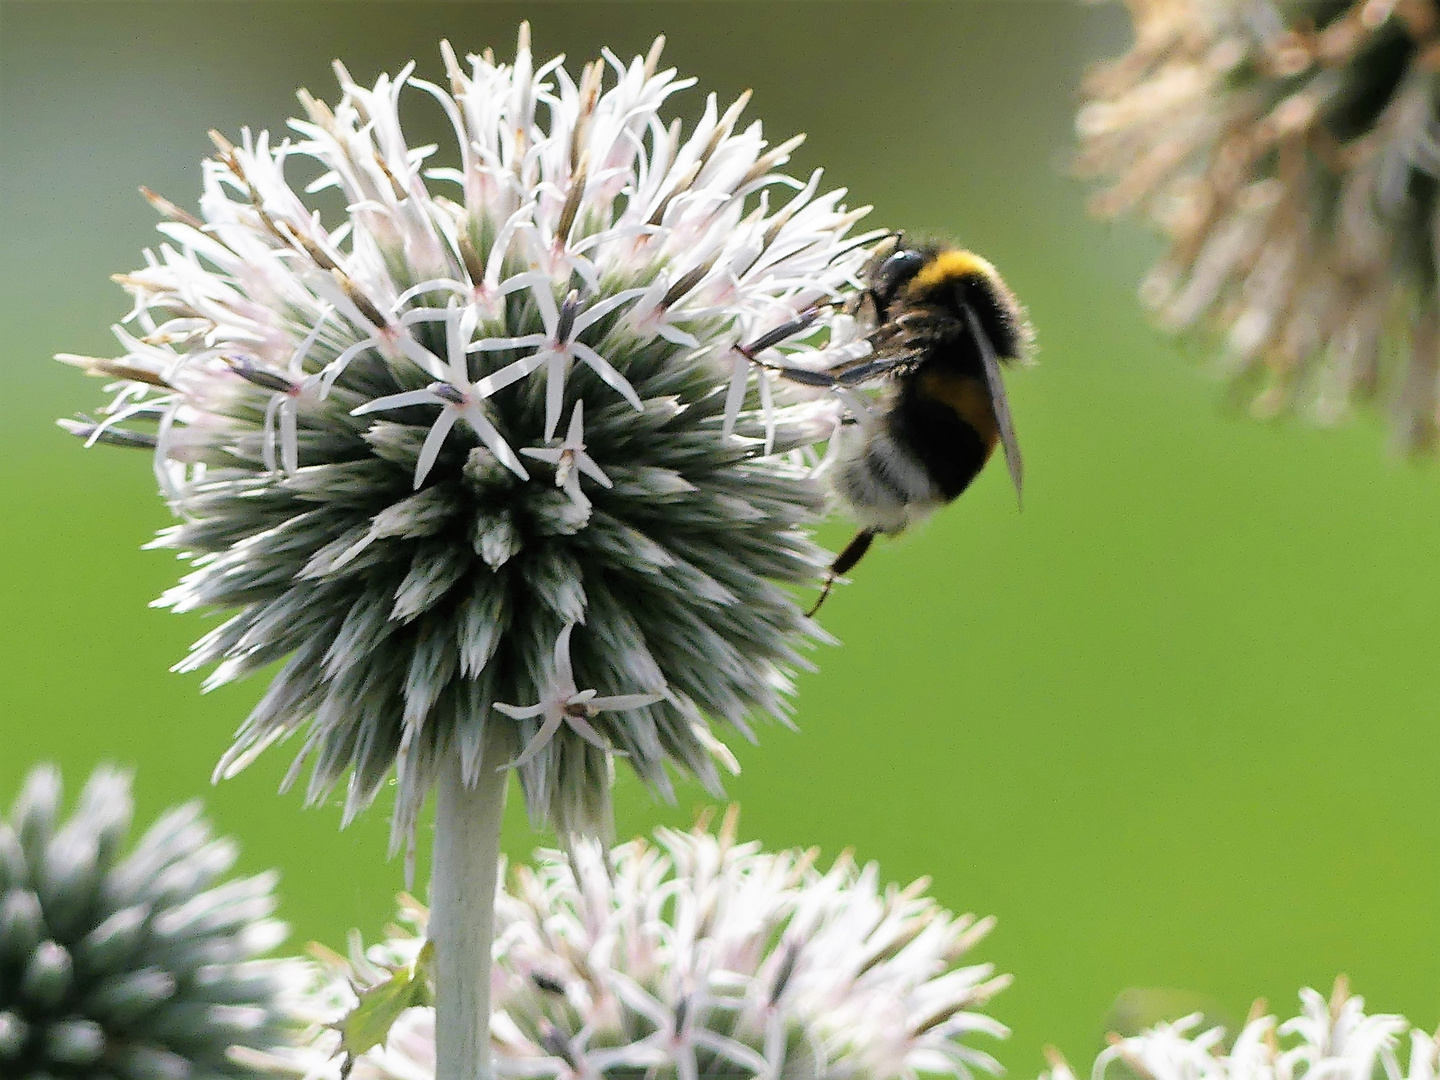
[391,277,471,310]
[460,404,529,480]
[605,972,672,1031]
[391,329,449,380]
[85,396,164,447]
[484,202,539,288]
[561,473,592,512]
[413,408,461,488]
[575,455,613,488]
[757,362,775,456]
[691,1031,769,1076]
[319,334,381,394]
[151,401,182,501]
[473,352,546,397]
[564,712,616,754]
[493,702,548,720]
[590,693,663,711]
[569,253,601,296]
[721,353,749,439]
[261,394,284,472]
[351,388,440,415]
[676,1041,700,1080]
[454,304,480,368]
[279,399,299,474]
[655,322,700,348]
[286,306,333,375]
[496,269,552,299]
[572,287,648,333]
[553,622,577,689]
[506,711,566,769]
[528,279,561,335]
[467,333,546,353]
[565,400,586,446]
[571,342,642,411]
[542,353,569,442]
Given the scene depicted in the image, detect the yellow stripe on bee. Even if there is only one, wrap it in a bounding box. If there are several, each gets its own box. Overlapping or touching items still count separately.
[917,370,998,448]
[908,249,996,294]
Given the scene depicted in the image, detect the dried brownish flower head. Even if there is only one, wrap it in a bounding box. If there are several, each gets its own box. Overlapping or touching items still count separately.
[1078,0,1440,450]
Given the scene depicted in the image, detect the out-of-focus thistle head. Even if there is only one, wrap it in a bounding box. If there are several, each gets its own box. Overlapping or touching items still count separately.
[58,25,880,843]
[1076,0,1440,450]
[0,763,305,1078]
[1040,977,1440,1080]
[252,811,1011,1080]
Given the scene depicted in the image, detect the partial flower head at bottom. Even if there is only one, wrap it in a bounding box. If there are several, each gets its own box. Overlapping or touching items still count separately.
[1041,978,1440,1080]
[251,812,1011,1080]
[59,25,881,842]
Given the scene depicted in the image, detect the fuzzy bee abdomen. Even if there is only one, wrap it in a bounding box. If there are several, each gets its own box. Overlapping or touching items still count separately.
[835,426,941,535]
[898,371,996,501]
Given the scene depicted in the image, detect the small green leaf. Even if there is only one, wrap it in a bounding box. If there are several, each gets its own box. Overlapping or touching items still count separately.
[336,941,435,1063]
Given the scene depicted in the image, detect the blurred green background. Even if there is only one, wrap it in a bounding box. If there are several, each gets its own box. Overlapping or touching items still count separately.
[3,0,1438,1073]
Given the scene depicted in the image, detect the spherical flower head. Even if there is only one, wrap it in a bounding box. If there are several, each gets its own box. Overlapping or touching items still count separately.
[0,763,306,1078]
[59,26,879,842]
[1076,1,1440,450]
[1040,978,1440,1080]
[256,810,1011,1080]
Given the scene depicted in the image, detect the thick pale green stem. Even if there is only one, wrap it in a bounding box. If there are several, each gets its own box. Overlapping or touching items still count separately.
[431,750,508,1080]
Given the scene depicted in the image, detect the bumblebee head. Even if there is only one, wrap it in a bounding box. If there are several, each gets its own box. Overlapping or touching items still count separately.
[867,243,1031,363]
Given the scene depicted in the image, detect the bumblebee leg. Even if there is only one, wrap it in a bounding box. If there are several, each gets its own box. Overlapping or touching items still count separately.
[743,351,915,389]
[807,528,875,617]
[736,308,824,359]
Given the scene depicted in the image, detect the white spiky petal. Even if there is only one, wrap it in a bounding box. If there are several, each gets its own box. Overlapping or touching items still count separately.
[60,26,881,841]
[246,816,1012,1080]
[1040,980,1440,1080]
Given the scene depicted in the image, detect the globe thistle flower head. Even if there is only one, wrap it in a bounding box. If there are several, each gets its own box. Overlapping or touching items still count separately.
[0,763,305,1078]
[59,26,879,842]
[258,811,1012,1080]
[1076,0,1440,450]
[1040,978,1439,1080]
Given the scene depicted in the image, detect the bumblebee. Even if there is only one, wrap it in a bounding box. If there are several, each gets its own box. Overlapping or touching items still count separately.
[742,239,1031,614]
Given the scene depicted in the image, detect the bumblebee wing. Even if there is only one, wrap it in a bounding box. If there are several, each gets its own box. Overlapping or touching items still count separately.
[965,306,1023,508]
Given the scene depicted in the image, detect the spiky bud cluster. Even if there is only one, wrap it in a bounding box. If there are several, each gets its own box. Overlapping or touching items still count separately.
[1076,0,1440,450]
[59,26,879,841]
[0,764,304,1079]
[254,812,1011,1080]
[1042,978,1438,1080]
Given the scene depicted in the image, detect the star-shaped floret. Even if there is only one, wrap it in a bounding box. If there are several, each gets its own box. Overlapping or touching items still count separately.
[468,285,648,441]
[519,400,613,512]
[493,622,663,768]
[351,304,529,487]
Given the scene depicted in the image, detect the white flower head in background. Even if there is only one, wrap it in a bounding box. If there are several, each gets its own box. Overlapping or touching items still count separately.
[1041,977,1440,1080]
[0,763,307,1079]
[59,25,881,843]
[252,810,1012,1080]
[1075,1,1440,452]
